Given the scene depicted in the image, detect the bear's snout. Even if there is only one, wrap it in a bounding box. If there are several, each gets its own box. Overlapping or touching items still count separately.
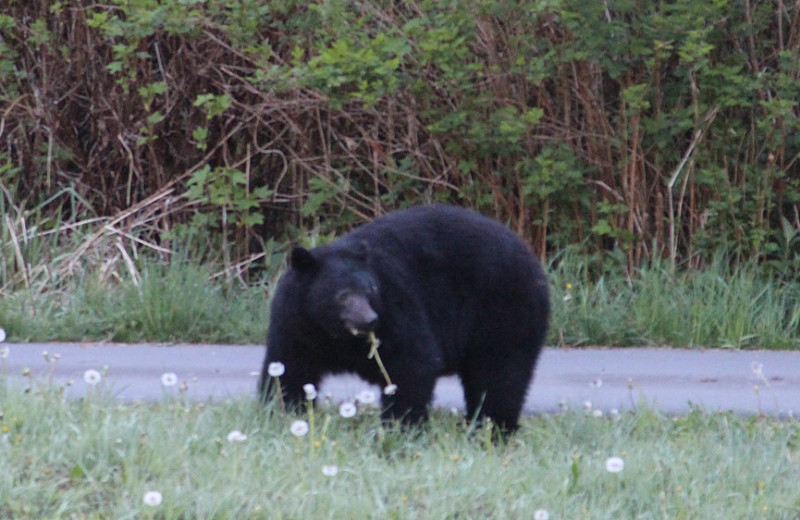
[338,292,379,336]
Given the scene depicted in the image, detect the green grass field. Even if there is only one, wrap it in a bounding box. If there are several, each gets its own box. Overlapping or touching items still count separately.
[1,376,799,519]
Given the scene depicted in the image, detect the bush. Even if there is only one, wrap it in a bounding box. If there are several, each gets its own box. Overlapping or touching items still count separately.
[1,0,799,277]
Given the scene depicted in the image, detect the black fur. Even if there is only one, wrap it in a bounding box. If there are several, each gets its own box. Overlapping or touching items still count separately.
[259,204,550,431]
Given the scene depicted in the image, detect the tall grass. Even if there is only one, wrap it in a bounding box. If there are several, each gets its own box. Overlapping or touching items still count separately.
[3,201,800,348]
[0,380,798,519]
[549,252,800,349]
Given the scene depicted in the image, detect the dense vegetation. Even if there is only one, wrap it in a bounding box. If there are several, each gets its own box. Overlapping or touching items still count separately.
[3,0,799,266]
[2,0,800,346]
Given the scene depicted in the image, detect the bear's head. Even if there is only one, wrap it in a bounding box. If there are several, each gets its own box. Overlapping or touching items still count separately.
[290,246,380,338]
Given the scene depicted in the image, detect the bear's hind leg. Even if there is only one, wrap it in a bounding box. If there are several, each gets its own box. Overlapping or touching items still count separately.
[461,353,536,432]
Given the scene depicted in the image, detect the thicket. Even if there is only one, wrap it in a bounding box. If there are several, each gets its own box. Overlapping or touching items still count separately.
[1,0,799,287]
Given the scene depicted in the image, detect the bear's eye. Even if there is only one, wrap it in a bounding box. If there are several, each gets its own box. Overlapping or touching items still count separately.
[335,289,352,304]
[353,272,377,295]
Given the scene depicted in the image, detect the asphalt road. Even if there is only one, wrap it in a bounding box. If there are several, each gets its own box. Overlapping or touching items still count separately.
[2,343,798,417]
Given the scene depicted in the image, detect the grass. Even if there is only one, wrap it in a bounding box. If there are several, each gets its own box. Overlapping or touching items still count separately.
[1,376,799,519]
[548,252,800,349]
[2,204,800,349]
[2,252,800,348]
[0,264,269,344]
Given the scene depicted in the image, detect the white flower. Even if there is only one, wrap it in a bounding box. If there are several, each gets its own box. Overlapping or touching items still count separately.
[0,328,6,343]
[227,430,247,443]
[338,401,357,418]
[303,383,317,400]
[534,509,550,520]
[161,372,178,387]
[383,384,397,396]
[592,409,604,418]
[267,362,285,377]
[0,346,9,359]
[84,369,102,386]
[605,456,625,473]
[321,465,339,477]
[143,490,163,507]
[289,420,309,437]
[582,400,592,411]
[355,389,378,405]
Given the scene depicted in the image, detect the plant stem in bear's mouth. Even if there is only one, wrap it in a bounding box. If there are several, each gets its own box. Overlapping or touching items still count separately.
[367,332,394,391]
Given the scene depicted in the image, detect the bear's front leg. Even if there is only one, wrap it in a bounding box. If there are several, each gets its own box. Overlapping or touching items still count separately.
[380,373,437,425]
[259,349,323,413]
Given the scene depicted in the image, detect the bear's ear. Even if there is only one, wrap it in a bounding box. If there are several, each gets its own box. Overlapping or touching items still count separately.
[290,247,318,272]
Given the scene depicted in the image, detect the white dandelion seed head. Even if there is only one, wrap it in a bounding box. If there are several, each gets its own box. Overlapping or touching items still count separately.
[0,328,6,343]
[161,372,178,387]
[83,369,102,386]
[751,361,763,376]
[227,430,247,443]
[592,409,604,418]
[143,490,163,507]
[383,384,397,396]
[338,401,357,418]
[563,293,572,302]
[355,389,377,405]
[289,420,309,437]
[582,400,592,411]
[610,408,620,417]
[303,383,317,400]
[267,361,285,377]
[605,456,625,473]
[534,509,550,520]
[321,465,339,477]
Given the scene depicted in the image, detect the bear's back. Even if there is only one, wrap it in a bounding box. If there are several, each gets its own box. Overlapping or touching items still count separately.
[328,204,544,299]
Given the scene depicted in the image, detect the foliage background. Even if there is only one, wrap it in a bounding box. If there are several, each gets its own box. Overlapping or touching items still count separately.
[1,0,799,286]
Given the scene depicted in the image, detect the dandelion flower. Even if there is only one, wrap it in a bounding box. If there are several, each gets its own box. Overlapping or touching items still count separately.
[0,328,6,343]
[303,383,317,400]
[143,490,163,507]
[355,389,377,405]
[383,384,397,396]
[605,456,625,473]
[534,509,549,520]
[339,401,357,418]
[321,465,339,477]
[227,430,247,443]
[289,420,309,437]
[161,372,178,387]
[84,369,102,386]
[267,362,285,377]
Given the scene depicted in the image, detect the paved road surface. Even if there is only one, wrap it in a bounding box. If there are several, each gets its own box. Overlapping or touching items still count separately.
[2,343,798,416]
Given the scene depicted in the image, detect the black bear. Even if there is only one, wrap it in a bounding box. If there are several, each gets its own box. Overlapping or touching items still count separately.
[259,204,549,431]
